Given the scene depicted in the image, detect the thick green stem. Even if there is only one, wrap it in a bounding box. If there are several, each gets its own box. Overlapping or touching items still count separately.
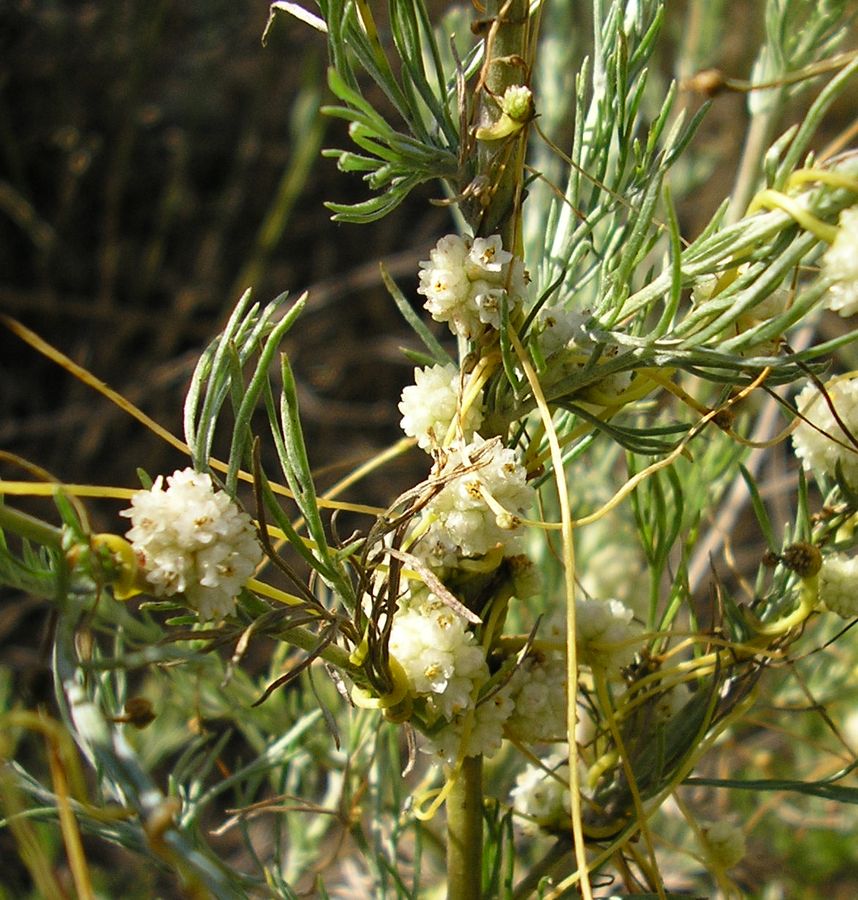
[471,0,530,243]
[274,624,369,685]
[0,503,63,548]
[446,755,484,900]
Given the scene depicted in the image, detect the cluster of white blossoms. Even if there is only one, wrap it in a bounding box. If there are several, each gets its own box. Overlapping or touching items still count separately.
[536,305,589,357]
[398,363,483,451]
[505,653,568,744]
[417,234,527,340]
[388,590,489,719]
[818,552,858,618]
[417,435,535,566]
[510,750,571,831]
[574,595,643,677]
[121,468,261,621]
[791,376,858,486]
[821,207,858,318]
[535,305,633,399]
[430,684,515,762]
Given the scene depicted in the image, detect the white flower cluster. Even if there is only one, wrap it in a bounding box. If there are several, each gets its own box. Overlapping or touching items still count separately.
[819,552,858,618]
[510,750,571,831]
[699,820,746,869]
[822,207,858,317]
[388,591,488,719]
[398,363,483,451]
[791,376,858,486]
[536,306,589,356]
[417,234,526,339]
[575,595,643,677]
[418,436,535,565]
[121,468,261,621]
[429,685,515,762]
[506,653,568,744]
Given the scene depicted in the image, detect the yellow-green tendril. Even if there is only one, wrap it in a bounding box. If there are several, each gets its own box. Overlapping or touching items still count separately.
[245,578,307,609]
[744,573,818,637]
[350,655,411,710]
[507,324,593,900]
[90,533,143,600]
[786,167,858,196]
[747,188,838,244]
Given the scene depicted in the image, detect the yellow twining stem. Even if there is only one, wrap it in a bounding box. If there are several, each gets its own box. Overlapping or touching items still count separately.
[89,533,143,600]
[350,656,411,710]
[744,574,818,637]
[1,315,384,518]
[506,325,593,900]
[746,189,838,244]
[574,368,771,528]
[786,167,858,197]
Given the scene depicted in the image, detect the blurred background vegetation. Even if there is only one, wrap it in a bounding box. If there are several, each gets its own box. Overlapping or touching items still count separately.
[1,1,857,896]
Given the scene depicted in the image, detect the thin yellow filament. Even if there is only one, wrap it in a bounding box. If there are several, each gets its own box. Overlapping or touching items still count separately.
[506,325,593,900]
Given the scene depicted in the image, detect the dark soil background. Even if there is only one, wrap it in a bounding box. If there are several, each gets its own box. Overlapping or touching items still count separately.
[0,0,770,516]
[1,1,854,895]
[0,2,450,497]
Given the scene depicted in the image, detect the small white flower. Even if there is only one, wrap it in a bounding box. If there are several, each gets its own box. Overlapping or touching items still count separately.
[389,591,488,719]
[699,820,746,869]
[428,683,515,761]
[466,235,512,279]
[468,279,506,330]
[537,306,589,356]
[822,207,858,317]
[792,376,858,485]
[819,552,858,618]
[510,750,571,831]
[506,653,568,743]
[417,436,535,565]
[398,363,483,451]
[575,596,643,677]
[417,233,526,339]
[121,468,261,621]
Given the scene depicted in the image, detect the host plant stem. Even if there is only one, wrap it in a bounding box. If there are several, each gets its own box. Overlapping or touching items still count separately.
[447,2,530,897]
